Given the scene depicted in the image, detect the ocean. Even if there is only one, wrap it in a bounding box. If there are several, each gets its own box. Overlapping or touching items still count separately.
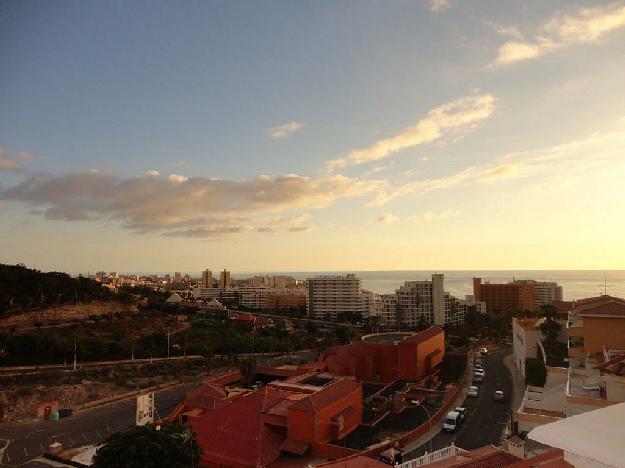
[235,270,625,301]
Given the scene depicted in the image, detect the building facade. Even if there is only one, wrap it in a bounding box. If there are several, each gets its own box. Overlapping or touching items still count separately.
[473,278,535,315]
[201,269,213,288]
[306,274,367,320]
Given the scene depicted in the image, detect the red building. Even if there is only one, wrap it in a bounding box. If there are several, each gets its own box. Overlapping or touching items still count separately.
[314,327,444,383]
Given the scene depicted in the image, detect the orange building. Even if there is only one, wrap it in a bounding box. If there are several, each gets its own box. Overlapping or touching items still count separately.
[315,326,444,383]
[473,278,535,315]
[265,292,307,312]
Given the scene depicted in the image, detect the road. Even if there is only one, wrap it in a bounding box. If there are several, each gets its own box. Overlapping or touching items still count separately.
[405,347,513,459]
[0,383,196,467]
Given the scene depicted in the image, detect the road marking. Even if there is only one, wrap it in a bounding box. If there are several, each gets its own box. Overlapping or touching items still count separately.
[24,447,29,458]
[39,443,45,453]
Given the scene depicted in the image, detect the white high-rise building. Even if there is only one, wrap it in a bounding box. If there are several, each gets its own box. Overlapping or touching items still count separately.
[391,274,466,328]
[306,274,367,320]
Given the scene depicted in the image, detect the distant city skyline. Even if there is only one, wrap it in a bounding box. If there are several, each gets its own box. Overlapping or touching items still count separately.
[2,1,625,272]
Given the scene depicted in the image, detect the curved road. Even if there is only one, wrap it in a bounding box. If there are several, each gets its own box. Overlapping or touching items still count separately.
[406,347,513,459]
[0,383,195,467]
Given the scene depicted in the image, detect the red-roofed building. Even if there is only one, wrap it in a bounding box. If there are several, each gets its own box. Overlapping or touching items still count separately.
[317,327,444,383]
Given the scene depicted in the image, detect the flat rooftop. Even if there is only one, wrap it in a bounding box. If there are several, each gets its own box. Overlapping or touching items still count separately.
[362,333,413,344]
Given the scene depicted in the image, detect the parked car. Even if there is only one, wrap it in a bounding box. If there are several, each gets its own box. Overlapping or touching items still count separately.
[494,390,505,401]
[379,448,403,465]
[454,407,467,422]
[475,369,485,377]
[443,410,462,432]
[474,364,484,371]
[473,373,484,383]
[479,347,489,355]
[468,386,479,397]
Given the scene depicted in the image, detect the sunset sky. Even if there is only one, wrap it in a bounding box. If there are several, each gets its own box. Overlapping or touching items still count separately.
[1,0,625,273]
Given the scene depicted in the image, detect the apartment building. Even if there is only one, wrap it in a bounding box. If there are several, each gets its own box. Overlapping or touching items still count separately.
[380,274,466,328]
[193,286,306,311]
[515,295,625,433]
[219,269,231,289]
[514,280,563,308]
[306,274,367,320]
[473,278,535,315]
[201,269,213,288]
[512,318,544,379]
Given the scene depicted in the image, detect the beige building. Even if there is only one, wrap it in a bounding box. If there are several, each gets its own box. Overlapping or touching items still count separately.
[219,269,231,289]
[514,279,563,308]
[516,295,625,433]
[201,269,213,288]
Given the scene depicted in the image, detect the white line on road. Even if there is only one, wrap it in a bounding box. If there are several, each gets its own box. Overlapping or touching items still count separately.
[23,447,28,458]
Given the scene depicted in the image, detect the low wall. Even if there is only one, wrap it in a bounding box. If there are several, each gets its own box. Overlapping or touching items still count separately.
[311,442,360,460]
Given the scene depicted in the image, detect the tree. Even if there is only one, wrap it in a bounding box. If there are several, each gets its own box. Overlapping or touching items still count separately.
[92,423,201,468]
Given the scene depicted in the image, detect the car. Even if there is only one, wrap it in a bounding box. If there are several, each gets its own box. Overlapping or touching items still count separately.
[474,364,484,371]
[443,411,461,432]
[468,386,479,397]
[475,369,485,376]
[454,407,467,422]
[479,347,488,355]
[473,373,484,383]
[494,390,505,401]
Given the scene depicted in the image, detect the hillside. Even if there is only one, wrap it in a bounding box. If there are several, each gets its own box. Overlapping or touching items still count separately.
[0,263,128,315]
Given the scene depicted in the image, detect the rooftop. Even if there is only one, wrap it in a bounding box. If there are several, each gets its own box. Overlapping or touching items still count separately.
[362,332,413,344]
[529,402,625,468]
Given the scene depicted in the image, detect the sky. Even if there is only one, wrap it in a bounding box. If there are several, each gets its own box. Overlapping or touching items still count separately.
[1,0,625,274]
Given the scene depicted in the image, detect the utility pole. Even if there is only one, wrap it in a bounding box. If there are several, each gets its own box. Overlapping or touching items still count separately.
[167,328,171,359]
[73,332,77,371]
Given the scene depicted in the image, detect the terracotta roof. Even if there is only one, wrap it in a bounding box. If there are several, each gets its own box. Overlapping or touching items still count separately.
[571,296,625,317]
[595,353,625,376]
[279,438,309,455]
[402,326,444,345]
[507,449,571,467]
[290,379,360,412]
[552,300,574,312]
[316,455,388,468]
[189,386,295,467]
[455,450,520,467]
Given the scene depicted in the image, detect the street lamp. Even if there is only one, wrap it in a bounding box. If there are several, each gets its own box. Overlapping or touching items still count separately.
[415,399,433,453]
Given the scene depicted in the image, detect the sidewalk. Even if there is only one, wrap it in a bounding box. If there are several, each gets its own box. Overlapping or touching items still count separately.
[400,354,475,454]
[502,353,525,415]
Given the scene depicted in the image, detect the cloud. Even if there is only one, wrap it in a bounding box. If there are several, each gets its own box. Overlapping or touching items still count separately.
[327,94,496,170]
[287,225,318,233]
[257,213,311,232]
[408,208,462,223]
[495,4,625,65]
[266,121,303,139]
[1,171,380,238]
[367,128,625,206]
[374,213,399,224]
[0,148,26,172]
[427,0,452,12]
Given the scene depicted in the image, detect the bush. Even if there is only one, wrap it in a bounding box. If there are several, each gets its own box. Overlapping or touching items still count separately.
[525,358,547,387]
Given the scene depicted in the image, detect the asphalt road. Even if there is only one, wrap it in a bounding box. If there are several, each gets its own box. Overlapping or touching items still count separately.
[405,347,513,459]
[0,383,196,467]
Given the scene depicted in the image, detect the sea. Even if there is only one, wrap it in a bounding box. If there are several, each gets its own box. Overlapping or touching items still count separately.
[233,270,625,301]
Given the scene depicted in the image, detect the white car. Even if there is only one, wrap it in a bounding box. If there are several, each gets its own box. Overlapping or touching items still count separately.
[468,386,479,397]
[443,411,461,432]
[479,347,488,355]
[494,390,505,401]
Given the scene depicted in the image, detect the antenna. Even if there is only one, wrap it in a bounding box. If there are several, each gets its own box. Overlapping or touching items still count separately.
[598,275,614,296]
